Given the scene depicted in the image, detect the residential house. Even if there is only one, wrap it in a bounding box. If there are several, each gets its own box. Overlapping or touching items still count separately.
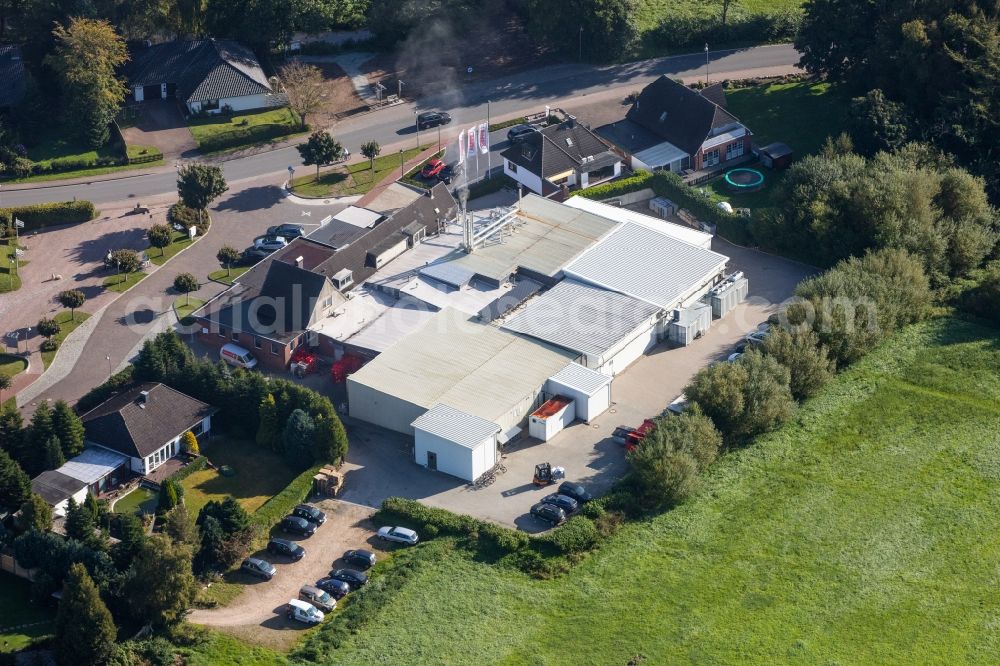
[0,45,26,110]
[596,77,751,174]
[193,183,458,370]
[126,39,280,115]
[501,117,622,196]
[30,448,131,516]
[81,383,216,475]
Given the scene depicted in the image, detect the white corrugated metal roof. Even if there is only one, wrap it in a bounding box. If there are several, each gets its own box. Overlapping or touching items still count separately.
[502,279,660,358]
[563,196,714,249]
[565,222,728,309]
[411,404,501,449]
[58,447,129,485]
[347,307,575,423]
[548,362,612,396]
[633,140,688,167]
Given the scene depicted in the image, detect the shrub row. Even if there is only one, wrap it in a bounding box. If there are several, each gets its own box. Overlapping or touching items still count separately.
[0,201,99,232]
[196,122,304,153]
[168,202,210,235]
[648,10,802,52]
[488,116,528,132]
[163,455,209,485]
[249,464,321,542]
[466,173,516,200]
[294,37,377,56]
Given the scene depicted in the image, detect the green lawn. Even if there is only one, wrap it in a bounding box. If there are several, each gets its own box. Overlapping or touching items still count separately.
[103,271,148,293]
[113,486,158,516]
[289,146,427,198]
[0,573,54,653]
[188,108,305,154]
[209,266,250,285]
[10,159,165,184]
[40,310,91,369]
[174,297,206,326]
[26,128,119,167]
[0,353,27,379]
[634,0,803,32]
[179,437,301,521]
[150,230,195,266]
[126,144,162,161]
[0,238,22,293]
[260,317,1000,664]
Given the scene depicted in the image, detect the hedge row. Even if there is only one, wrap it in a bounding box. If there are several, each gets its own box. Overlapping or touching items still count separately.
[196,122,304,153]
[0,201,99,232]
[376,497,530,554]
[168,202,210,235]
[580,171,753,245]
[163,455,209,485]
[250,464,322,543]
[648,10,802,52]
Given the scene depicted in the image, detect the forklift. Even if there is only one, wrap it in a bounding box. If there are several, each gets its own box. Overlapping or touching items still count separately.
[533,462,565,486]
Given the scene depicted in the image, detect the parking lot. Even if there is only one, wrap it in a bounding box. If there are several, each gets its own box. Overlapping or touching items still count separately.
[334,239,814,531]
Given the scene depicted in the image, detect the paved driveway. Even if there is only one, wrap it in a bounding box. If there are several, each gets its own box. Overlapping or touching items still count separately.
[336,239,814,531]
[121,100,198,159]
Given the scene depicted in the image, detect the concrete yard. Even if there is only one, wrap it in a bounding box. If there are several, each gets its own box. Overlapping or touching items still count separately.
[336,238,814,530]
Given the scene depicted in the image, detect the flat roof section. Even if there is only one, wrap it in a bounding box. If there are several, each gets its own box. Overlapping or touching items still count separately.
[59,447,130,485]
[411,404,501,449]
[334,206,384,228]
[565,222,729,309]
[501,279,660,359]
[548,362,613,397]
[563,196,713,249]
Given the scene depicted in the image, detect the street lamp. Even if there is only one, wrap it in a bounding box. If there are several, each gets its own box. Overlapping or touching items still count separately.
[414,109,421,149]
[106,354,112,380]
[579,26,583,62]
[704,43,710,85]
[399,148,404,179]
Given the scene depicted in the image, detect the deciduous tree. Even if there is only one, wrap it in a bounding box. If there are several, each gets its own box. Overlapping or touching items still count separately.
[173,272,199,305]
[255,393,281,450]
[177,163,228,226]
[281,62,326,130]
[57,289,86,321]
[216,245,240,277]
[147,223,173,258]
[297,129,343,180]
[55,563,116,666]
[109,248,142,274]
[125,534,196,626]
[37,317,60,341]
[182,430,200,455]
[360,140,380,174]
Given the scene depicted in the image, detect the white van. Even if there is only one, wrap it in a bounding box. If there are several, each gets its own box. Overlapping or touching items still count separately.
[220,343,258,369]
[286,598,324,625]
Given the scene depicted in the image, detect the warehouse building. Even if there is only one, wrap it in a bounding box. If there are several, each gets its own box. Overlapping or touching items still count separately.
[347,307,575,438]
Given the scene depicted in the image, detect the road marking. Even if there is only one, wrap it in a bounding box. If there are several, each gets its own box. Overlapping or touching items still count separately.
[301,211,312,217]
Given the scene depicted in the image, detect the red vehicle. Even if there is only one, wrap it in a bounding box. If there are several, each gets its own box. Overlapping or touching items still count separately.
[420,158,445,179]
[625,419,657,452]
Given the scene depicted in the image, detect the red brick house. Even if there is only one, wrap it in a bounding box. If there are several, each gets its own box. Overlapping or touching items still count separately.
[596,76,752,175]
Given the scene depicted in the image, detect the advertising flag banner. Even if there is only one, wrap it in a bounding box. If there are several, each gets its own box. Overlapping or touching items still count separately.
[458,130,466,164]
[467,126,478,158]
[478,123,489,154]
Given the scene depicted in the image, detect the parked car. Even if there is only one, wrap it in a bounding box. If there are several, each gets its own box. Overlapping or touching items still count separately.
[329,568,368,590]
[342,549,376,570]
[437,162,462,184]
[377,526,419,545]
[625,419,657,452]
[281,515,316,537]
[612,426,636,446]
[542,493,579,515]
[254,235,288,251]
[293,504,327,526]
[241,557,276,580]
[746,323,772,346]
[416,111,451,129]
[267,538,305,560]
[507,124,537,143]
[315,577,351,599]
[530,502,566,527]
[267,223,305,239]
[285,599,324,625]
[727,352,744,362]
[558,482,593,504]
[241,245,274,262]
[299,585,336,612]
[420,158,445,179]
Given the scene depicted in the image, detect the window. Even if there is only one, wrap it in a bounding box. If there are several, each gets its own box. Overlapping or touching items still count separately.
[231,332,239,342]
[254,337,263,349]
[703,149,720,167]
[726,140,744,161]
[508,162,517,173]
[218,327,226,338]
[203,99,219,111]
[271,342,281,355]
[322,296,333,309]
[192,420,204,436]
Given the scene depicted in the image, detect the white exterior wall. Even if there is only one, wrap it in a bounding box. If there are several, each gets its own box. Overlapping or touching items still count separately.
[188,93,274,115]
[504,159,544,195]
[347,379,426,434]
[545,381,611,422]
[414,429,496,482]
[528,400,575,442]
[133,86,144,102]
[372,238,408,269]
[53,486,90,517]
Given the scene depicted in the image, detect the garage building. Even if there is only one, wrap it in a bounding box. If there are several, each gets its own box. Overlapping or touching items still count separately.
[347,307,575,436]
[411,404,501,481]
[545,363,613,422]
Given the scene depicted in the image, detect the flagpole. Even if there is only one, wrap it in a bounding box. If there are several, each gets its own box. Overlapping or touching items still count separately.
[486,101,492,179]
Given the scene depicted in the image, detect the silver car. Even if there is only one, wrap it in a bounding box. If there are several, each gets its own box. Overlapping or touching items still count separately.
[377,526,419,545]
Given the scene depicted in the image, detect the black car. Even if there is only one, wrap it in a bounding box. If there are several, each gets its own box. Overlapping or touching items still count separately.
[507,124,537,143]
[530,502,566,527]
[542,493,580,515]
[417,111,451,129]
[315,577,351,599]
[241,245,275,262]
[280,515,316,537]
[437,163,463,184]
[293,504,327,526]
[267,223,305,239]
[342,549,376,570]
[557,482,593,504]
[267,537,306,560]
[329,568,368,590]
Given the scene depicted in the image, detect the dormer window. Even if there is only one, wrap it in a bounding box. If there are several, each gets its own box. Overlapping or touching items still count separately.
[565,137,573,147]
[659,111,668,122]
[332,269,353,290]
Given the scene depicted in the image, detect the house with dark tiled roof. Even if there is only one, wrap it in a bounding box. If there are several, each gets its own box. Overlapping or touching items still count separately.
[596,77,751,174]
[500,117,622,197]
[192,183,458,370]
[0,45,26,109]
[126,39,280,115]
[81,382,216,475]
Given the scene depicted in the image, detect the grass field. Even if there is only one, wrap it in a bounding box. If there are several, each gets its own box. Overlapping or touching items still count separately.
[104,271,148,293]
[175,297,206,325]
[150,230,195,266]
[634,0,804,32]
[209,266,250,285]
[0,573,54,652]
[40,310,91,369]
[240,317,1000,664]
[188,108,304,153]
[0,238,22,293]
[289,146,426,198]
[0,353,26,378]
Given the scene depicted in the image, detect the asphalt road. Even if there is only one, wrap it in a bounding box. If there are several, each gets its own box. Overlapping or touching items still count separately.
[1,44,799,207]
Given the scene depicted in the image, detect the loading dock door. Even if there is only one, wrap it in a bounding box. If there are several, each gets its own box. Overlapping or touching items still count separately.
[142,84,161,101]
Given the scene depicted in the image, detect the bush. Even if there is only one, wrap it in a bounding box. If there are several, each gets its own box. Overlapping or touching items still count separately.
[0,201,98,232]
[196,123,300,153]
[39,339,58,352]
[250,464,320,542]
[467,174,516,200]
[649,9,802,52]
[539,516,600,555]
[168,201,209,235]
